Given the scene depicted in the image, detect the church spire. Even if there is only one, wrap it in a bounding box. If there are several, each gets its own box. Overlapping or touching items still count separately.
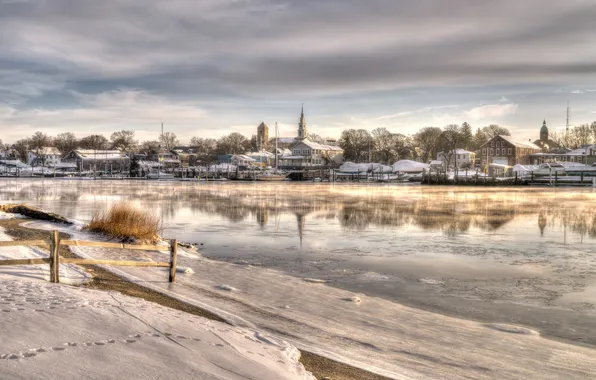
[297,104,308,140]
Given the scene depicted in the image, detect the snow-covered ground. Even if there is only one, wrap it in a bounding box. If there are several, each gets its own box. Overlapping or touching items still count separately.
[0,225,315,380]
[15,220,596,380]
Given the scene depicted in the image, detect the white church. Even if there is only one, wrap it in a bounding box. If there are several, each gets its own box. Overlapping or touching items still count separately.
[278,107,344,168]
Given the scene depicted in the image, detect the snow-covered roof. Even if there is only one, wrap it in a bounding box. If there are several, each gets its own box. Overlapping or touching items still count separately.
[338,162,391,173]
[70,150,128,159]
[498,135,541,150]
[393,160,430,172]
[231,154,256,162]
[295,139,344,151]
[29,147,61,156]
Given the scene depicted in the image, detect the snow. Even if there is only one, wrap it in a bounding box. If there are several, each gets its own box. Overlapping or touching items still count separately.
[338,162,392,174]
[19,220,596,380]
[0,226,315,380]
[393,160,430,173]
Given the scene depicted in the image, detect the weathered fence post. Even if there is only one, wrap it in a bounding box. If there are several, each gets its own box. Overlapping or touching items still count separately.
[169,239,178,283]
[49,230,60,283]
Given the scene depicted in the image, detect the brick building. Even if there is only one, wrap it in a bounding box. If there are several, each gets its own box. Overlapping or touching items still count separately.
[479,135,541,167]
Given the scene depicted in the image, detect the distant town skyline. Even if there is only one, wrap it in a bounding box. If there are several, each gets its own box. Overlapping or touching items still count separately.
[1,0,595,143]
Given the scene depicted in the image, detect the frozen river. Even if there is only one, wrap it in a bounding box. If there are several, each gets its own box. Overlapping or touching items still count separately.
[1,179,596,378]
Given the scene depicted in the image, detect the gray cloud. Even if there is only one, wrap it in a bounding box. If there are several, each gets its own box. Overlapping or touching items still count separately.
[0,0,596,140]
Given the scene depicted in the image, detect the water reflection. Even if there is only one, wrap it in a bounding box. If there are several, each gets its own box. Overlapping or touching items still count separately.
[1,180,595,241]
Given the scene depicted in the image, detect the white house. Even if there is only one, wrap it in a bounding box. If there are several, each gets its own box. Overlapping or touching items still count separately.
[277,107,344,168]
[27,147,62,167]
[437,149,476,169]
[280,139,344,168]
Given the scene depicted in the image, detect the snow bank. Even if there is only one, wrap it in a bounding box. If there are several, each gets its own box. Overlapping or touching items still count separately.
[0,279,315,380]
[338,162,391,173]
[393,160,430,173]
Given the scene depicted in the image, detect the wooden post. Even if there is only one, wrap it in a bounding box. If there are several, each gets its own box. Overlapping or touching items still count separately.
[169,239,178,283]
[49,230,60,283]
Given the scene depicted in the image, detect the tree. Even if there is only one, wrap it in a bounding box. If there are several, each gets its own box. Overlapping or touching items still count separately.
[338,129,372,162]
[12,139,29,162]
[159,132,179,150]
[440,124,466,170]
[53,132,78,155]
[471,128,487,151]
[139,140,161,154]
[110,130,138,152]
[29,131,52,149]
[308,133,326,144]
[215,133,250,154]
[189,137,217,162]
[481,125,510,140]
[460,122,473,150]
[413,127,443,163]
[79,135,109,150]
[591,121,596,144]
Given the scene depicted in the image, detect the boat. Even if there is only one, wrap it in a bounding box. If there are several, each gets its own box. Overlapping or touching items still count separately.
[530,162,566,176]
[257,172,287,181]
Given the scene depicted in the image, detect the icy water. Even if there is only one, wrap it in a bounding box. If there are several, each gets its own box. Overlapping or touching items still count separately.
[1,179,596,346]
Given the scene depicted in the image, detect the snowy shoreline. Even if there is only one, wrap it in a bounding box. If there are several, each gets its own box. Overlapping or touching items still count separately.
[0,212,590,380]
[0,219,316,380]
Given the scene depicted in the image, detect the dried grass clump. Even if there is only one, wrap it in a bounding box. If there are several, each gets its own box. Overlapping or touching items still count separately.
[86,203,160,241]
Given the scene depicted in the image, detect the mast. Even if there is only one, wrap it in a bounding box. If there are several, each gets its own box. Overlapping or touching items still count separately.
[566,101,570,133]
[275,122,278,169]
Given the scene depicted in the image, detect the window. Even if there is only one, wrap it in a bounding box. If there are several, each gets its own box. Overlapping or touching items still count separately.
[482,148,486,155]
[491,141,495,147]
[490,148,494,155]
[501,141,505,147]
[508,148,512,155]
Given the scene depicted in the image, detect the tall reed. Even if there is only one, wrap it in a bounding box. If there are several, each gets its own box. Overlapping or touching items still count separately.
[87,203,160,241]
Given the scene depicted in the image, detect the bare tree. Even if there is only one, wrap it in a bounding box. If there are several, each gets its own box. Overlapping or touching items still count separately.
[139,140,160,154]
[159,132,179,150]
[413,127,443,163]
[79,135,109,150]
[215,133,250,154]
[110,130,138,152]
[481,125,510,140]
[53,132,78,155]
[440,124,466,171]
[29,131,52,149]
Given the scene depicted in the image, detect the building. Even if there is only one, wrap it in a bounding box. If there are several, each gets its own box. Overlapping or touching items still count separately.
[279,107,344,168]
[297,105,308,140]
[533,120,560,151]
[528,145,596,165]
[257,122,269,150]
[27,147,62,167]
[62,149,130,172]
[216,154,256,169]
[479,135,541,167]
[437,149,476,169]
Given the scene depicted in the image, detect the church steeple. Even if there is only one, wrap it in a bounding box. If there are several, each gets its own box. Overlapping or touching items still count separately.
[297,104,308,140]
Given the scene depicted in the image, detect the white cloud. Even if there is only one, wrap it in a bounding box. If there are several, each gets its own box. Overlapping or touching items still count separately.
[464,103,518,120]
[499,96,510,102]
[570,89,585,94]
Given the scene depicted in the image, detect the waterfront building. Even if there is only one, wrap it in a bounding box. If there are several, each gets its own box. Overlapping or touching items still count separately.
[436,149,476,169]
[27,147,62,167]
[528,145,596,165]
[533,120,560,151]
[279,107,344,168]
[216,154,256,169]
[62,149,130,171]
[479,135,541,167]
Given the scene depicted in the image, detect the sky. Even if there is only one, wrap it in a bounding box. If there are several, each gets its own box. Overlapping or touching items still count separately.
[1,0,596,144]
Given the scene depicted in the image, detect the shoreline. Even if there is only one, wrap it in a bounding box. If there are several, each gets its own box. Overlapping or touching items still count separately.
[0,217,392,380]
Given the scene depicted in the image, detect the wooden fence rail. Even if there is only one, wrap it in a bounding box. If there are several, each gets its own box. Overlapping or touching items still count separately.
[0,230,178,283]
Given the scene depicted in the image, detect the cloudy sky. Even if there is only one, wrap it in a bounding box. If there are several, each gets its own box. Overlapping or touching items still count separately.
[1,0,596,144]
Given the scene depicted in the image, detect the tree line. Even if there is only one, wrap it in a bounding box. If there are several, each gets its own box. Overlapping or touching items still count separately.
[3,120,596,164]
